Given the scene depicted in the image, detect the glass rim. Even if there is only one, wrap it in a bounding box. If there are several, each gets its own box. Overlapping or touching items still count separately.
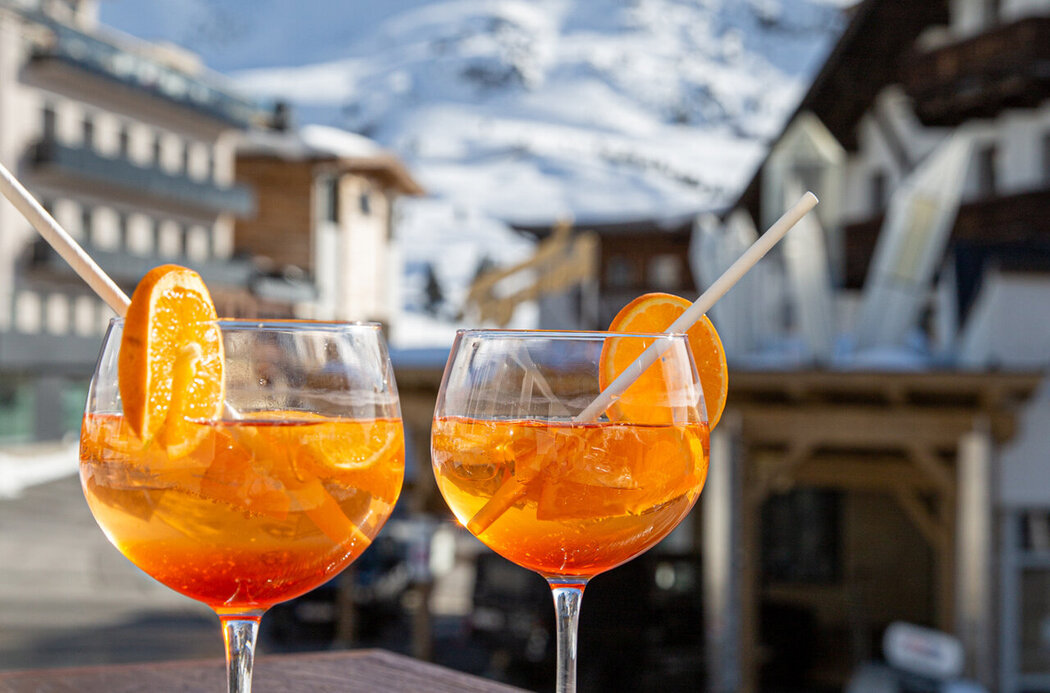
[106,317,385,332]
[454,327,692,341]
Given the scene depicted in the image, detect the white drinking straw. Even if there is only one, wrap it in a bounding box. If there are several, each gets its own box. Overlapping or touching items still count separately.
[574,191,819,423]
[0,160,130,315]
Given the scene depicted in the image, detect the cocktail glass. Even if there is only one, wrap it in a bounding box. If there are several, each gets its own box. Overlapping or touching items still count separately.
[80,319,404,693]
[431,329,708,692]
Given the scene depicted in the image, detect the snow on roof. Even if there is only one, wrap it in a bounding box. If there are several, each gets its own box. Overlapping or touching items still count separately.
[238,124,424,193]
[300,124,383,158]
[238,128,318,159]
[240,124,383,160]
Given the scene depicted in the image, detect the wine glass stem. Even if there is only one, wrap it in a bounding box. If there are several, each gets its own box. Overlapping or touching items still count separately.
[220,611,263,693]
[548,578,588,693]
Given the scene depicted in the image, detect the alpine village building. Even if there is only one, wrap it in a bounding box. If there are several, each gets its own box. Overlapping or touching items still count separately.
[706,0,1050,691]
[233,120,423,326]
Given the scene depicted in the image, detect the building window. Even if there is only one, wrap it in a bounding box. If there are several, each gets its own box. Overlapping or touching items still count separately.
[98,300,115,334]
[1042,132,1050,186]
[173,226,185,257]
[152,134,163,166]
[648,254,682,290]
[118,126,130,158]
[976,143,997,198]
[42,104,56,141]
[359,191,372,216]
[870,169,888,212]
[212,222,232,259]
[605,255,638,288]
[117,212,128,250]
[322,176,340,223]
[14,291,42,333]
[158,223,184,257]
[983,0,1000,26]
[81,207,93,244]
[126,215,153,256]
[185,226,210,262]
[54,200,80,241]
[46,293,70,335]
[82,115,95,149]
[74,295,97,336]
[762,489,841,584]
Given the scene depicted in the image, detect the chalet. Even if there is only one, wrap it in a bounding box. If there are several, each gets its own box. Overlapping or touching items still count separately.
[0,0,258,441]
[234,121,423,324]
[706,0,1050,690]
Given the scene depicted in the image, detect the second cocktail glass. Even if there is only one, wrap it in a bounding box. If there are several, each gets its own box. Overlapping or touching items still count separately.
[80,319,404,692]
[431,329,709,692]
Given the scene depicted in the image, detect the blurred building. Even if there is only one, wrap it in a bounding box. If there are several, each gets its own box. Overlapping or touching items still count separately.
[706,0,1050,691]
[507,216,693,329]
[234,120,423,323]
[460,211,693,332]
[0,0,258,441]
[461,219,599,329]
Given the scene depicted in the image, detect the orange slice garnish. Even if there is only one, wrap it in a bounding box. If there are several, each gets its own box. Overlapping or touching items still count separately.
[307,419,403,471]
[298,418,405,503]
[599,292,728,428]
[118,264,223,456]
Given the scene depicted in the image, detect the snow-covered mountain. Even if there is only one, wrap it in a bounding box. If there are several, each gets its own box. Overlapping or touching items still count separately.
[99,0,847,343]
[100,0,845,223]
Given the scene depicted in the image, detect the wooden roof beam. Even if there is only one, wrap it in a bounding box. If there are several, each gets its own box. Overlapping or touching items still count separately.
[751,454,944,495]
[738,406,1006,448]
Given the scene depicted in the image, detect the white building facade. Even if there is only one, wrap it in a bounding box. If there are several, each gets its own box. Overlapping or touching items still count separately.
[0,0,256,440]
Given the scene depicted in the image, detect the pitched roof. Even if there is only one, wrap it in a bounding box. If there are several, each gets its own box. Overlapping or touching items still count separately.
[731,0,949,220]
[238,126,424,196]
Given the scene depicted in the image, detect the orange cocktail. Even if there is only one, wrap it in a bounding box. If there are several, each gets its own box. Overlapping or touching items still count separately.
[81,413,403,611]
[430,295,728,693]
[77,264,405,693]
[432,416,707,577]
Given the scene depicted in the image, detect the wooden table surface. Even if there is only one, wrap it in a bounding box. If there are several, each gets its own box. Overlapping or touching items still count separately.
[0,649,526,692]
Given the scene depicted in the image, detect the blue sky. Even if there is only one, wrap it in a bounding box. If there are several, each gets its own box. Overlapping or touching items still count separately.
[100,0,437,71]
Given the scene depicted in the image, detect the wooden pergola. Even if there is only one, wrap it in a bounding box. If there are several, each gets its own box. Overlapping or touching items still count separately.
[703,369,1042,691]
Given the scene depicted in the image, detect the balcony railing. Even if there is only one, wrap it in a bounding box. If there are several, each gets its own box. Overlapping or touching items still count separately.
[0,329,103,373]
[32,139,254,216]
[17,5,257,128]
[902,15,1050,126]
[843,187,1050,289]
[29,237,255,290]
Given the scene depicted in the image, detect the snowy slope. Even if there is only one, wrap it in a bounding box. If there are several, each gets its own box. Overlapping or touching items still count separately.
[100,0,845,223]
